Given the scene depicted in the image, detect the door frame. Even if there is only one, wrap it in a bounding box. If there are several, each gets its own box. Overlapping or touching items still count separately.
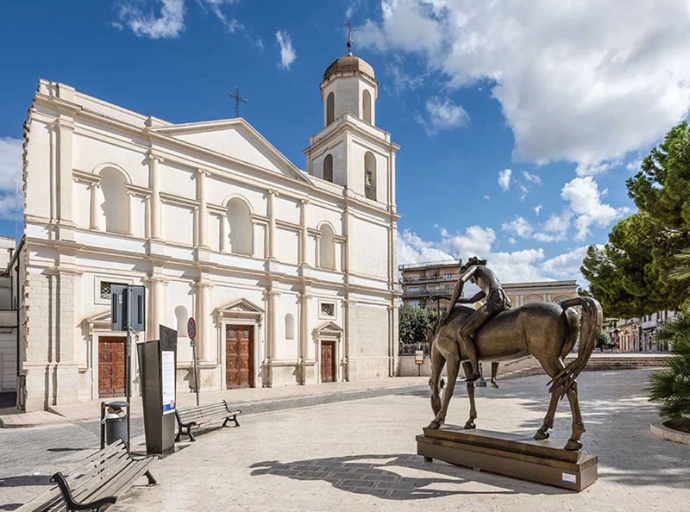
[313,322,343,384]
[224,324,255,389]
[320,340,337,383]
[214,299,265,390]
[96,334,128,398]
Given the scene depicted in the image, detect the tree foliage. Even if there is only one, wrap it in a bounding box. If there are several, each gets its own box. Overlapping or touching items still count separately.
[596,331,614,351]
[582,122,690,317]
[399,305,441,349]
[649,312,690,432]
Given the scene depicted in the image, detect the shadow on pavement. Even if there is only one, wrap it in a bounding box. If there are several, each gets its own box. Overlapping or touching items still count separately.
[250,453,568,499]
[0,474,52,488]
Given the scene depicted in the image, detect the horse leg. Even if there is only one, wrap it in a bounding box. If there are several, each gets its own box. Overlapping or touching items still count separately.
[429,351,446,417]
[490,362,499,388]
[462,361,477,430]
[428,354,459,429]
[564,381,586,451]
[534,359,564,441]
[535,388,560,440]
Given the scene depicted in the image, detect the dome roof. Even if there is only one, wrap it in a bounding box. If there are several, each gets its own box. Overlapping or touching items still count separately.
[323,55,376,82]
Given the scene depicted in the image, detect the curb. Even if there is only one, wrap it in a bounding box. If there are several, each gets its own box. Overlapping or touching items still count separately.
[650,422,690,445]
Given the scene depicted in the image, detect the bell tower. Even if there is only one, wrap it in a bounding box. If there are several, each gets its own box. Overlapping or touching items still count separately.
[304,45,397,208]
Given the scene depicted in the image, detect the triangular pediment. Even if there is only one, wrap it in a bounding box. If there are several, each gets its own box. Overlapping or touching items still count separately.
[216,298,265,315]
[151,119,311,184]
[313,321,343,334]
[83,310,111,326]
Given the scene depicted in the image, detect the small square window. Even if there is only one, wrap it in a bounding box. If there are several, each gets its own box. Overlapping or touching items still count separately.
[100,281,127,300]
[319,301,336,319]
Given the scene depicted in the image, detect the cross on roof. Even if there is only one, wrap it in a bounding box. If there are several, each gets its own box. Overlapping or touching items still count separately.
[228,86,248,118]
[344,18,355,56]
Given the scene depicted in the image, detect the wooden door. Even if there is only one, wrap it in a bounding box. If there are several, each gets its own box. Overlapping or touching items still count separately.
[226,325,253,389]
[99,336,126,398]
[321,341,335,383]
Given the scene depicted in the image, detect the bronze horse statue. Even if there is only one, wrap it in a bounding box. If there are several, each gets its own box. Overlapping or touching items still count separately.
[427,285,602,451]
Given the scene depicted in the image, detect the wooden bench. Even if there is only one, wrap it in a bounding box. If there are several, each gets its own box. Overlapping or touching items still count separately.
[175,400,241,442]
[17,440,156,512]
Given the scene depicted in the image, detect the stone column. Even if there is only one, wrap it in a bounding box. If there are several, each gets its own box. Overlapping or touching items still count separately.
[149,153,163,240]
[267,190,278,260]
[343,207,351,273]
[195,281,214,362]
[196,169,209,248]
[220,216,229,252]
[299,292,310,383]
[127,192,136,236]
[55,116,75,228]
[314,233,321,268]
[299,199,309,267]
[146,275,167,337]
[89,182,102,231]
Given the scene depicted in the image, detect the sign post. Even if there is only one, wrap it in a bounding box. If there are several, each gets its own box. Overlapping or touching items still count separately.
[187,317,199,407]
[415,349,424,377]
[111,284,146,453]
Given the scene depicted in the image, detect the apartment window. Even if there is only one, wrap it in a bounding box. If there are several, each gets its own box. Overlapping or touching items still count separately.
[444,273,455,279]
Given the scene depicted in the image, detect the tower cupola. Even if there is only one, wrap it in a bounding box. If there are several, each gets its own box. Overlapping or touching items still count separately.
[321,53,378,127]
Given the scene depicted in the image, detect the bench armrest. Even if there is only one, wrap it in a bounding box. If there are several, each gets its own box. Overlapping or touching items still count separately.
[50,472,118,511]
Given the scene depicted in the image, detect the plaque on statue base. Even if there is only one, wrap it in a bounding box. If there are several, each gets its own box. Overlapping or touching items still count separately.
[417,426,598,491]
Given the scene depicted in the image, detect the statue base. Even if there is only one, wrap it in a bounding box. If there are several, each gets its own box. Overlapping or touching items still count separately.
[416,425,597,491]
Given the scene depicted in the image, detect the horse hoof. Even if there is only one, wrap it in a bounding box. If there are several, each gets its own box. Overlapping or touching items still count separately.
[427,421,441,430]
[491,382,499,389]
[534,430,549,441]
[564,439,582,451]
[464,422,476,430]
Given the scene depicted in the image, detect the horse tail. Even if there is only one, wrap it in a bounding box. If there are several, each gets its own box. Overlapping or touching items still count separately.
[549,297,603,397]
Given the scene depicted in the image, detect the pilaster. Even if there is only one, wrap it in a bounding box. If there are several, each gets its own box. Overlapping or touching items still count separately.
[148,152,163,240]
[267,189,278,261]
[196,169,210,248]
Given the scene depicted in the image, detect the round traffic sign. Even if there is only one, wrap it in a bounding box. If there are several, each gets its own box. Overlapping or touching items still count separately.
[187,317,197,340]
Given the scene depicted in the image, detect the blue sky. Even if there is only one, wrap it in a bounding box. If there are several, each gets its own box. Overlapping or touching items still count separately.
[2,0,690,285]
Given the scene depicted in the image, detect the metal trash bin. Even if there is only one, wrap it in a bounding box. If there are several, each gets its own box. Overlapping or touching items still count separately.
[100,401,129,449]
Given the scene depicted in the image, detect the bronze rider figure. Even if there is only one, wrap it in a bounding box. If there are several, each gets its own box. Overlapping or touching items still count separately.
[442,257,512,381]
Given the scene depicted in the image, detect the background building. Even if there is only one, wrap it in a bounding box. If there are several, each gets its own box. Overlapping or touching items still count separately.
[400,260,577,311]
[617,312,676,352]
[0,237,18,406]
[17,50,400,412]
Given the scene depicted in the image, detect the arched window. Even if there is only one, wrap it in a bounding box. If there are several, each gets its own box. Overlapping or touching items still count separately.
[227,198,253,256]
[99,167,129,234]
[175,306,188,338]
[364,152,377,201]
[326,92,335,125]
[285,313,295,340]
[323,154,333,182]
[363,90,372,124]
[319,224,335,270]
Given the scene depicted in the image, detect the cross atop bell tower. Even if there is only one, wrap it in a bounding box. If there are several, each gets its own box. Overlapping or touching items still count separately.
[344,18,355,56]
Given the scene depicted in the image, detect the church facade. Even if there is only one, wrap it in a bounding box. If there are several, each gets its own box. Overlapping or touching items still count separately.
[18,54,400,411]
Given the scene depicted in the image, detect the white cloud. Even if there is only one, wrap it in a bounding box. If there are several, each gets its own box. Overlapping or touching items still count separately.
[575,160,621,177]
[541,246,590,280]
[483,195,490,200]
[276,30,296,70]
[397,229,455,266]
[115,0,186,39]
[498,168,511,191]
[502,216,533,238]
[398,226,590,285]
[198,0,242,32]
[417,96,469,135]
[534,204,542,215]
[521,171,542,186]
[359,0,690,166]
[0,137,23,220]
[561,177,629,241]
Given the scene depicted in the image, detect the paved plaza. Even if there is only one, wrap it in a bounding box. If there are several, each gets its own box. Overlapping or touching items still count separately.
[3,369,689,511]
